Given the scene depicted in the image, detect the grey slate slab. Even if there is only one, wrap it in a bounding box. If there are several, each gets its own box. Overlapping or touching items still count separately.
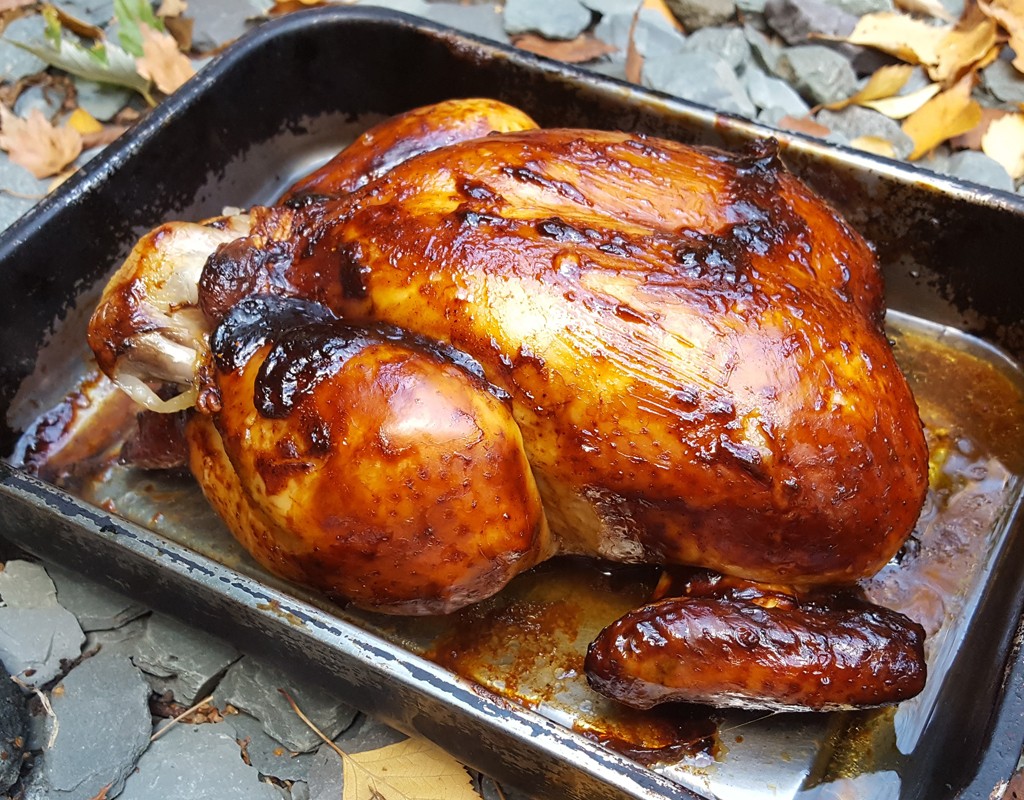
[118,722,280,800]
[0,16,50,83]
[33,652,150,800]
[0,561,58,609]
[642,51,757,117]
[679,26,752,71]
[821,0,892,15]
[983,59,1024,106]
[815,106,913,158]
[503,0,593,40]
[47,563,147,633]
[53,0,114,26]
[427,2,510,44]
[744,66,810,115]
[227,711,319,783]
[776,44,858,104]
[72,78,133,122]
[0,662,26,793]
[188,0,275,53]
[131,612,239,704]
[594,9,687,57]
[579,0,640,15]
[941,150,1015,193]
[12,85,68,120]
[744,23,783,74]
[214,656,358,753]
[665,0,737,30]
[764,0,856,45]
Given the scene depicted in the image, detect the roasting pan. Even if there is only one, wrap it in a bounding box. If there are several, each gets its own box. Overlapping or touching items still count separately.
[1,8,1023,799]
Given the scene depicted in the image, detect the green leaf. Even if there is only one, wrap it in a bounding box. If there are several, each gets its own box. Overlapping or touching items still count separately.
[114,0,164,57]
[42,5,63,50]
[6,37,153,105]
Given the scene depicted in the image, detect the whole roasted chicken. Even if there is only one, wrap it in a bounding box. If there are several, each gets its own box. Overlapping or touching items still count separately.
[88,99,930,713]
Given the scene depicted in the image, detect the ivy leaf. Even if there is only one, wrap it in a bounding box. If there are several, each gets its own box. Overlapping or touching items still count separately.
[115,0,165,57]
[7,35,153,104]
[343,737,482,800]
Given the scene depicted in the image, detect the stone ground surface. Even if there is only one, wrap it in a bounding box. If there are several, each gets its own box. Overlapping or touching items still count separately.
[1,0,1024,798]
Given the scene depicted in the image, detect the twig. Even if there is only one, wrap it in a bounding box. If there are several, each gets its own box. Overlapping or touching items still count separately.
[150,694,214,742]
[277,688,348,762]
[11,675,58,749]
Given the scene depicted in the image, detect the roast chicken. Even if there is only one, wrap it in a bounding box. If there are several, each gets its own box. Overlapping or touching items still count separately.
[88,98,929,713]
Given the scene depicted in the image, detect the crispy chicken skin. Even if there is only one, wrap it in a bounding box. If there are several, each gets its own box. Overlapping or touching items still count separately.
[87,98,930,711]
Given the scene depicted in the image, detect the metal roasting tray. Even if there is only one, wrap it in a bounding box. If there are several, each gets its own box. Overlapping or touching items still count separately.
[2,8,1024,799]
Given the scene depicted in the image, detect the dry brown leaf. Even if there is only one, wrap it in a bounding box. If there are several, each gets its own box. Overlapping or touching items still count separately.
[135,23,195,95]
[164,14,194,51]
[981,111,1024,177]
[850,135,898,157]
[343,738,482,800]
[51,5,105,39]
[625,4,644,84]
[513,33,617,62]
[950,104,1009,148]
[0,105,83,179]
[825,63,915,110]
[978,0,1024,72]
[82,124,128,149]
[0,0,35,10]
[157,0,187,15]
[895,0,954,21]
[269,0,328,12]
[902,74,983,158]
[861,81,942,118]
[777,114,832,137]
[836,11,998,83]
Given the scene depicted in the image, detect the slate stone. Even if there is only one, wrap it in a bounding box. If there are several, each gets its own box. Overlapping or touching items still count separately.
[54,0,115,26]
[0,662,26,793]
[776,44,857,105]
[643,50,756,116]
[0,562,58,609]
[579,0,639,15]
[941,150,1015,193]
[364,0,433,16]
[815,106,913,158]
[426,2,510,44]
[665,0,736,31]
[983,59,1024,106]
[47,564,147,633]
[214,656,358,753]
[131,613,239,704]
[821,0,892,15]
[744,65,809,115]
[680,26,751,71]
[188,0,275,53]
[291,781,311,800]
[12,85,67,120]
[35,652,150,800]
[72,78,133,122]
[227,712,318,783]
[0,15,50,83]
[594,9,687,58]
[764,0,856,45]
[744,23,783,74]
[118,722,280,800]
[0,563,84,689]
[0,150,50,233]
[503,0,593,40]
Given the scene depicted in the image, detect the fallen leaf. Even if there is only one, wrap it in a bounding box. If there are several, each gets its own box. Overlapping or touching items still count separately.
[825,63,915,110]
[82,123,128,149]
[67,107,103,134]
[850,135,898,157]
[157,0,187,15]
[115,0,165,56]
[834,11,998,83]
[0,0,35,10]
[895,0,954,20]
[0,104,83,179]
[625,4,643,84]
[902,74,982,158]
[513,33,617,62]
[270,0,328,12]
[861,81,942,118]
[643,0,685,31]
[777,114,832,137]
[978,0,1024,72]
[164,14,193,51]
[344,738,482,800]
[50,4,106,39]
[950,104,1009,148]
[981,111,1024,177]
[135,23,195,95]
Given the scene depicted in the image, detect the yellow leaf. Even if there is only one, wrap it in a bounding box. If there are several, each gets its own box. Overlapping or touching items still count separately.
[343,737,482,800]
[978,0,1024,73]
[981,112,1024,178]
[67,108,103,135]
[895,0,954,21]
[931,12,998,83]
[0,105,83,179]
[135,23,195,95]
[825,64,915,110]
[861,81,942,118]
[850,135,898,158]
[902,75,983,159]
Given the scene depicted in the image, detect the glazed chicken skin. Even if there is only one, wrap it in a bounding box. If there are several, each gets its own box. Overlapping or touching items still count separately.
[88,98,929,712]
